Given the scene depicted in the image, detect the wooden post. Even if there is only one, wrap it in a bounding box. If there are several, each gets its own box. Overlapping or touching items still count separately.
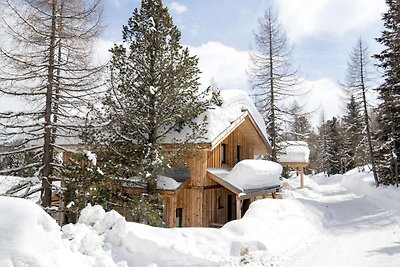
[236,197,242,219]
[300,166,304,188]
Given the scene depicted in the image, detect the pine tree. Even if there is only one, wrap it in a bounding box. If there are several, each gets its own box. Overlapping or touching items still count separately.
[248,8,302,162]
[85,0,220,225]
[374,0,400,186]
[315,113,328,174]
[0,0,104,206]
[325,117,342,176]
[342,95,364,172]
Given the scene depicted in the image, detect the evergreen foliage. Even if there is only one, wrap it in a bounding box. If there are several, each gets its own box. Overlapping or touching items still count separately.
[315,115,329,174]
[342,95,365,172]
[374,0,400,186]
[325,117,343,176]
[83,0,220,225]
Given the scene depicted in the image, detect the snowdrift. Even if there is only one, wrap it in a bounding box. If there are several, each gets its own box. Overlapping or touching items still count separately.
[0,196,89,267]
[2,168,400,266]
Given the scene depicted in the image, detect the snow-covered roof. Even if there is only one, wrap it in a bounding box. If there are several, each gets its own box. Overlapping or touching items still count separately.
[164,90,270,147]
[120,167,190,191]
[277,141,310,164]
[120,176,182,191]
[208,159,282,197]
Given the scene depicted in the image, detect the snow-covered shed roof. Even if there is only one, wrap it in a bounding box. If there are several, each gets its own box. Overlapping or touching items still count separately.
[164,90,271,149]
[208,160,282,199]
[277,141,310,164]
[120,167,190,192]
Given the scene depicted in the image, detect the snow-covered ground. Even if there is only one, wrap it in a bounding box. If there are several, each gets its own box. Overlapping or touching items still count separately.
[1,169,400,266]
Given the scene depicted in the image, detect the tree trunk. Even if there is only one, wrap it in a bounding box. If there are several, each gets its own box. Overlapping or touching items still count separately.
[359,41,379,186]
[41,0,57,207]
[268,12,277,162]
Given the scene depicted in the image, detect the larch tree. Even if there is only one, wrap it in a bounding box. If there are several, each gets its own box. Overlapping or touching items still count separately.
[248,8,302,162]
[285,100,313,142]
[374,0,400,186]
[85,0,220,225]
[0,0,104,207]
[342,38,379,185]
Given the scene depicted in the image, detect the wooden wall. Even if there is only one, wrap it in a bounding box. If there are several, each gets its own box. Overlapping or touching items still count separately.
[168,118,272,228]
[207,122,251,168]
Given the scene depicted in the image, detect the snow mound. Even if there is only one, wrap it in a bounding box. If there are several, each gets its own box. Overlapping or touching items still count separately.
[278,141,310,163]
[226,160,282,190]
[0,196,88,267]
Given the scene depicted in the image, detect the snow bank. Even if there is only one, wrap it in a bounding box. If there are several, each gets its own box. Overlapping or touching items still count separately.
[278,141,310,163]
[340,169,400,212]
[225,160,282,190]
[164,89,269,144]
[0,196,89,267]
[4,168,400,266]
[61,200,322,266]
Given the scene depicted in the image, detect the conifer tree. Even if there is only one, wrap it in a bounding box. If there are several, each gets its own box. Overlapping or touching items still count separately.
[343,38,378,185]
[286,101,313,142]
[325,117,342,176]
[315,113,329,174]
[374,0,400,186]
[248,8,302,162]
[85,0,220,225]
[0,0,104,206]
[342,95,364,172]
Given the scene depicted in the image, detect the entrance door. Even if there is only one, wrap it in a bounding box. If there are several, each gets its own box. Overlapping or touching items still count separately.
[176,208,183,227]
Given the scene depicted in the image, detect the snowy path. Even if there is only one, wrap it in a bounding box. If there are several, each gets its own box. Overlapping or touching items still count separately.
[290,182,400,267]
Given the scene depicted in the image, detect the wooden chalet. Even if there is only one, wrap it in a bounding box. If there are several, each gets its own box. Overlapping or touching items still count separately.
[120,90,280,228]
[60,90,281,228]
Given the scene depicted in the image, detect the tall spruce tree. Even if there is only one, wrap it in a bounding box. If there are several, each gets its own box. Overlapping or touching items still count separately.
[343,38,379,185]
[248,8,302,162]
[374,0,400,186]
[85,0,219,225]
[325,117,342,176]
[316,115,330,174]
[342,95,364,172]
[0,0,104,207]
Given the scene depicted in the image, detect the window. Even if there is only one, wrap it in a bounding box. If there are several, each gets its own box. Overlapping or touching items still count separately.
[176,208,183,227]
[237,145,241,163]
[218,196,224,209]
[221,144,227,164]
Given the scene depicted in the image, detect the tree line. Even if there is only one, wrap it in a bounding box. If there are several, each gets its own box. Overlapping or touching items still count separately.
[249,1,400,187]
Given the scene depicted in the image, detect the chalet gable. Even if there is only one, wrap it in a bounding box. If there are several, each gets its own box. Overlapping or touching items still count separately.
[163,89,271,153]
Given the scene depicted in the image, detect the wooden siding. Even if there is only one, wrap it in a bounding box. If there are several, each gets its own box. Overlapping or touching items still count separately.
[163,116,273,227]
[208,116,270,168]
